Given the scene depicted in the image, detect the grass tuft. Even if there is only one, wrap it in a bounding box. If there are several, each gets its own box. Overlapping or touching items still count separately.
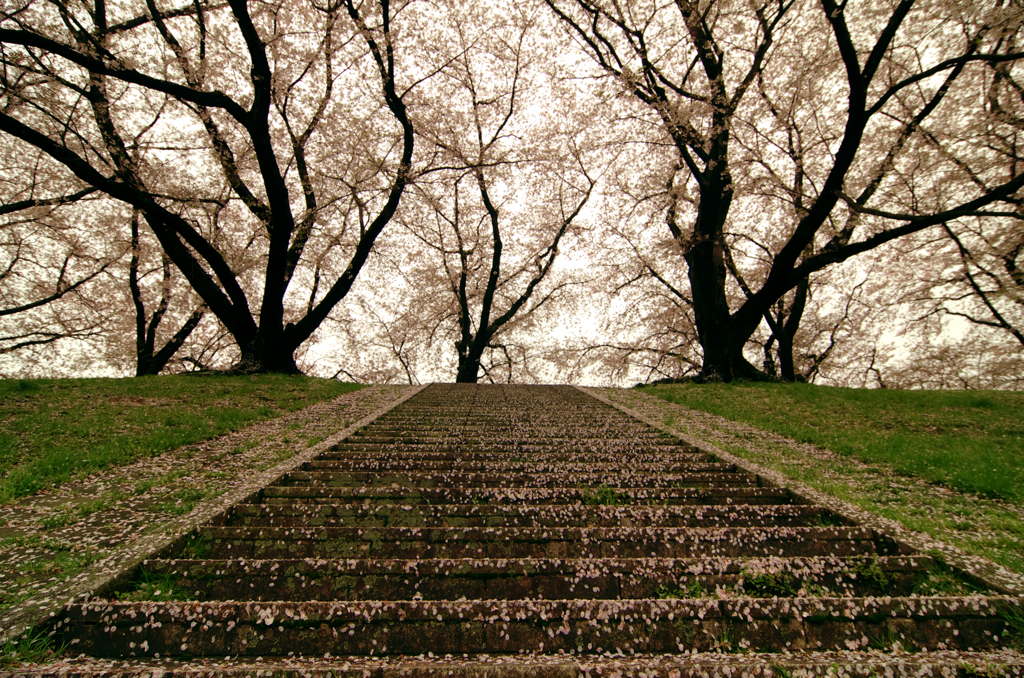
[0,628,65,666]
[580,484,627,506]
[913,560,979,596]
[178,532,211,560]
[739,571,799,598]
[656,581,708,599]
[114,568,193,602]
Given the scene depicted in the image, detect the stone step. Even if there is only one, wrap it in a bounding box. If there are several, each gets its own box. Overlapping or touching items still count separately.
[16,651,1024,677]
[53,596,1019,658]
[139,555,932,601]
[222,503,842,529]
[302,460,731,473]
[320,448,708,461]
[197,525,892,560]
[257,485,795,506]
[350,427,671,438]
[341,436,681,446]
[279,471,758,489]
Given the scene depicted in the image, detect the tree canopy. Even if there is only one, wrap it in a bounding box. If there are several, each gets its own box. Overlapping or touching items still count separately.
[2,0,1022,387]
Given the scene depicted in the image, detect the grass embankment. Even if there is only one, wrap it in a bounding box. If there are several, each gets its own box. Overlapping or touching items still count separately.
[0,375,362,504]
[642,383,1023,502]
[638,382,1024,572]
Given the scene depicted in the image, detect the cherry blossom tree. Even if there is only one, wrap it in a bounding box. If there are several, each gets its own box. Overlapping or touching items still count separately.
[0,147,122,374]
[547,0,1024,382]
[372,1,597,384]
[0,0,422,373]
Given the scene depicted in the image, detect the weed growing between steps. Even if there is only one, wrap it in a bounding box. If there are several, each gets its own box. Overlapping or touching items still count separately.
[738,570,799,597]
[178,532,212,559]
[657,581,709,599]
[0,627,65,666]
[1001,605,1024,650]
[581,484,628,506]
[115,568,194,602]
[912,554,982,596]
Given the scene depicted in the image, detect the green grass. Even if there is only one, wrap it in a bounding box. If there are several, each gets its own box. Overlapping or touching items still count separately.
[655,581,709,599]
[0,627,66,666]
[153,487,223,516]
[0,374,362,504]
[580,484,628,506]
[114,568,194,602]
[641,383,1024,503]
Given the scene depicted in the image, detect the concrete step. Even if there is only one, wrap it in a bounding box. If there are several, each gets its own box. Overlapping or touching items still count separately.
[256,485,796,506]
[222,503,843,529]
[53,596,1020,658]
[320,448,708,461]
[197,525,892,560]
[342,436,682,447]
[15,651,1024,676]
[302,460,731,473]
[349,428,672,439]
[14,655,1024,678]
[278,471,759,489]
[139,555,933,601]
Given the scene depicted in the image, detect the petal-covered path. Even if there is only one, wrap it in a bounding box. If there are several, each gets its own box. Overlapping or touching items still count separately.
[12,384,1024,675]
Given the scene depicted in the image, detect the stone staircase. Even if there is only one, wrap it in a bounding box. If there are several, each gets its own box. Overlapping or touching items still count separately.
[45,384,1023,675]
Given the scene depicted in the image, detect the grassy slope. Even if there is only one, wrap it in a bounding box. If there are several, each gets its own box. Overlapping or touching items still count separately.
[641,382,1024,503]
[0,375,362,503]
[638,382,1024,573]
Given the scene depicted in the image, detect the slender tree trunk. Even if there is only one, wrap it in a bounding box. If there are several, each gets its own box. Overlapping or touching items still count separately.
[130,212,205,376]
[136,308,206,376]
[778,278,809,382]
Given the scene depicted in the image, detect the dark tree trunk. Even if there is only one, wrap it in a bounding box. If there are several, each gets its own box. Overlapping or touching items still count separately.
[455,352,483,383]
[234,331,302,374]
[0,0,414,377]
[130,212,206,376]
[778,278,809,382]
[136,309,205,376]
[762,277,809,383]
[684,238,733,382]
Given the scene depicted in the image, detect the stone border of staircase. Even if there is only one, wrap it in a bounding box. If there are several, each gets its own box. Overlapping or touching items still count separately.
[0,385,427,643]
[8,648,1024,676]
[578,386,1024,597]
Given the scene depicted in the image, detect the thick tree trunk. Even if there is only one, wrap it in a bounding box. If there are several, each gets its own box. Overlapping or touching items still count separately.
[684,242,775,383]
[235,330,302,374]
[685,238,733,382]
[456,345,484,383]
[455,360,480,383]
